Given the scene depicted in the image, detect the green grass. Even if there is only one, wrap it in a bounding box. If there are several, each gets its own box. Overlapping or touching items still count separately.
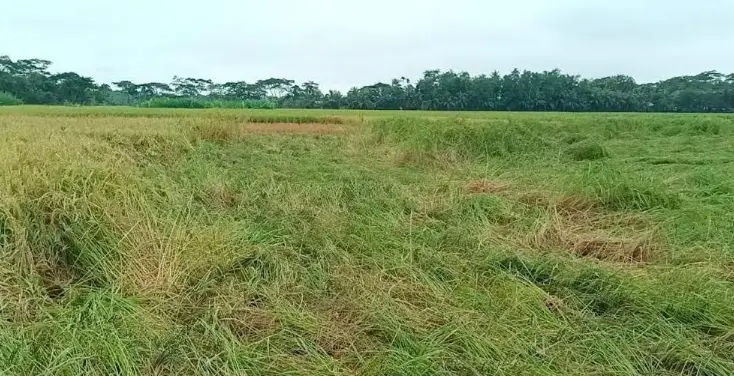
[565,140,608,161]
[0,107,733,375]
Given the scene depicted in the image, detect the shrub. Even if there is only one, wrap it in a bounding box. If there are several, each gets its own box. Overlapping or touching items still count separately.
[0,92,23,105]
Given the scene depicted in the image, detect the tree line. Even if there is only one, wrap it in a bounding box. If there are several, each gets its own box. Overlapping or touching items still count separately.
[2,54,734,112]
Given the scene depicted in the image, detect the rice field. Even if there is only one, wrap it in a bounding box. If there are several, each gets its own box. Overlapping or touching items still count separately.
[0,106,733,375]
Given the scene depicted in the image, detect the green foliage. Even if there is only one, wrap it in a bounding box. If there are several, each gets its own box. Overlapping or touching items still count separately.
[3,53,734,112]
[0,92,22,105]
[140,97,276,109]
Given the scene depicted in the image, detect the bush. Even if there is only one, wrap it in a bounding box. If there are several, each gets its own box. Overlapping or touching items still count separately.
[0,92,23,105]
[140,97,277,109]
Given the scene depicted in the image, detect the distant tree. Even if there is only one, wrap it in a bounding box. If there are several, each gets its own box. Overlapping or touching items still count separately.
[0,56,51,75]
[2,53,734,112]
[256,78,296,98]
[113,80,139,97]
[136,82,173,98]
[207,82,224,98]
[51,72,97,104]
[94,83,113,104]
[323,90,344,109]
[171,76,213,97]
[222,81,266,100]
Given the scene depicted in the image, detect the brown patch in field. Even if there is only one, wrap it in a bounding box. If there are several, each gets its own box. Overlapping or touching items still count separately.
[555,195,599,213]
[544,295,569,315]
[517,191,597,212]
[35,258,73,301]
[320,116,346,125]
[242,122,345,135]
[409,212,432,226]
[203,182,239,208]
[496,190,663,263]
[411,191,454,226]
[372,275,451,330]
[119,221,225,298]
[517,191,553,207]
[192,123,239,142]
[571,237,651,262]
[393,150,420,167]
[191,122,345,142]
[527,201,662,263]
[312,298,377,360]
[307,268,452,363]
[222,307,281,340]
[467,179,508,194]
[305,270,383,362]
[119,233,186,297]
[476,184,664,263]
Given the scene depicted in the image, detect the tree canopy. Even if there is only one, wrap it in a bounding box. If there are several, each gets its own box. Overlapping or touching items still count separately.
[2,54,733,112]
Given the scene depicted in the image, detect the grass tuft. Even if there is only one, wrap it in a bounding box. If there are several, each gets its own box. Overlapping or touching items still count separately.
[566,140,609,161]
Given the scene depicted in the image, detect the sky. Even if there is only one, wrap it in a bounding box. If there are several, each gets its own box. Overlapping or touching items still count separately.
[1,0,733,91]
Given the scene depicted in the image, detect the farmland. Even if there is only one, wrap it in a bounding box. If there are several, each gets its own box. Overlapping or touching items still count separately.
[0,107,733,375]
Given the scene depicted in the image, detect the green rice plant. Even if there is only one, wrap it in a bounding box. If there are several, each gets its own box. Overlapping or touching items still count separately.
[566,140,609,161]
[574,165,681,211]
[0,108,732,375]
[372,117,555,160]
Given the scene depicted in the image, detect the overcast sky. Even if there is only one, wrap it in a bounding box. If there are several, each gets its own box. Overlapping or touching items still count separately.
[2,0,733,90]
